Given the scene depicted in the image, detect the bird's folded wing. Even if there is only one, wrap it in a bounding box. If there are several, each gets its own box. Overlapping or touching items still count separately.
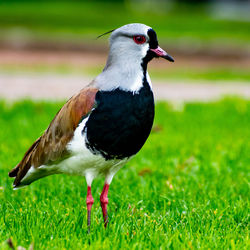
[9,86,98,186]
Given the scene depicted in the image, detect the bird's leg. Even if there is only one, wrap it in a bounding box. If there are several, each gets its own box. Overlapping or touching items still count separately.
[86,185,94,233]
[100,183,110,227]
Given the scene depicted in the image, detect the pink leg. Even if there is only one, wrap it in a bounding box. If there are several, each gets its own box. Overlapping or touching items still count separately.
[86,186,94,232]
[100,183,110,227]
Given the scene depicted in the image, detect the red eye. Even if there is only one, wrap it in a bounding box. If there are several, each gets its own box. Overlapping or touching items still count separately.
[133,35,146,44]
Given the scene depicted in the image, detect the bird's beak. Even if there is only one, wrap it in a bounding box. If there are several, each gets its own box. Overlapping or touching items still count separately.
[150,46,174,62]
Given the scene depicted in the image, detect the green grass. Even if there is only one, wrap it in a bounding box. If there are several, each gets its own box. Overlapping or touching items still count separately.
[1,64,250,82]
[0,2,249,49]
[0,98,249,249]
[149,67,250,82]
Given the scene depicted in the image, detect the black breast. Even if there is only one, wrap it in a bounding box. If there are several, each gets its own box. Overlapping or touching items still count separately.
[84,82,154,160]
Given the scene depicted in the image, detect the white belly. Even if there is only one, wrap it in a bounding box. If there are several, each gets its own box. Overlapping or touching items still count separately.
[20,117,127,187]
[64,117,127,176]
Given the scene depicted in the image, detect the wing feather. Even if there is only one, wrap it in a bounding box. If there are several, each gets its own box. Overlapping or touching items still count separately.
[9,86,98,186]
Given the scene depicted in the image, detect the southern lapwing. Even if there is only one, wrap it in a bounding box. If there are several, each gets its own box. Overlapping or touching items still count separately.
[9,23,174,231]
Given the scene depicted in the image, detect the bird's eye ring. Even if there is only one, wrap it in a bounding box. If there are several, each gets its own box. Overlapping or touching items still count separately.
[133,35,146,44]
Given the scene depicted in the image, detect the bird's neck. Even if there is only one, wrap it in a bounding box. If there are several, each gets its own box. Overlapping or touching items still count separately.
[95,55,151,93]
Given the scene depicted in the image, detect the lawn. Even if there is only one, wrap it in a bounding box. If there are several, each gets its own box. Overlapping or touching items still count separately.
[1,64,250,83]
[0,1,249,50]
[0,98,249,249]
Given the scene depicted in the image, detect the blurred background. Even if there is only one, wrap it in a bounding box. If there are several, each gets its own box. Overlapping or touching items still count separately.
[0,0,249,100]
[1,2,249,248]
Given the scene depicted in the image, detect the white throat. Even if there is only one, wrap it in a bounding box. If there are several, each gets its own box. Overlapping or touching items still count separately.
[95,44,152,93]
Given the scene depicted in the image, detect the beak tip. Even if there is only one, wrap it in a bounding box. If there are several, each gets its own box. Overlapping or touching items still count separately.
[150,47,174,62]
[163,54,175,62]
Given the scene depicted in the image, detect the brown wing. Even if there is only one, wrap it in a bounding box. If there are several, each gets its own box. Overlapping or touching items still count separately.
[9,86,98,187]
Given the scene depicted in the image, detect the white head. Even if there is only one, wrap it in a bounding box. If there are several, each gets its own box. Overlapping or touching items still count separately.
[106,24,151,69]
[95,23,174,92]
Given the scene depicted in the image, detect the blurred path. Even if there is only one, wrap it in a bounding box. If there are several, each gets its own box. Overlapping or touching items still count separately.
[0,73,249,102]
[0,49,249,69]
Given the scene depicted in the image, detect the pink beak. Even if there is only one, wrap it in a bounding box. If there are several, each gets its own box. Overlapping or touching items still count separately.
[150,46,174,62]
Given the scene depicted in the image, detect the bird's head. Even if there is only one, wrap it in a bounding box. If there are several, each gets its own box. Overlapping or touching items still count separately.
[96,23,174,92]
[105,23,174,69]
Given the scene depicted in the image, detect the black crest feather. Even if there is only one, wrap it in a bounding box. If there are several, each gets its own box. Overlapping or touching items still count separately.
[96,29,115,39]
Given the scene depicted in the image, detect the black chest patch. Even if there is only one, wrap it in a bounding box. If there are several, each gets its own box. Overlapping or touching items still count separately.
[84,82,154,160]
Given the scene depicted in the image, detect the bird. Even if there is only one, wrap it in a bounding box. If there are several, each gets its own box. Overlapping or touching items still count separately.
[9,23,174,231]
